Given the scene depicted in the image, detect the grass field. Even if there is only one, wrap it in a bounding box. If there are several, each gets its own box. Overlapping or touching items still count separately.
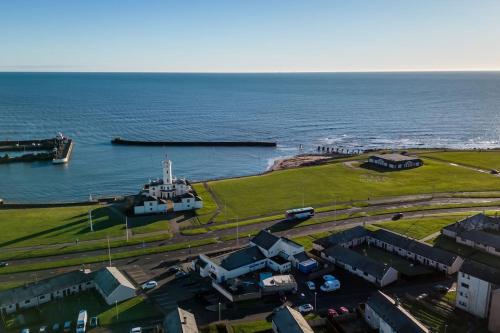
[0,204,170,248]
[374,213,470,240]
[192,183,219,224]
[207,158,500,220]
[231,320,272,333]
[423,150,500,171]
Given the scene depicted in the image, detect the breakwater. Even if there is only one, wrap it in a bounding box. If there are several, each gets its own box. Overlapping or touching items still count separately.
[0,135,73,164]
[111,137,277,147]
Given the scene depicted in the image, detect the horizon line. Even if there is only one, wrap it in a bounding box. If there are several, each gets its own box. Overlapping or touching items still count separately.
[0,69,500,74]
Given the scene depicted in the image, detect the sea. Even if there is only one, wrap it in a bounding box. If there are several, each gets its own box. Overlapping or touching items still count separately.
[1,72,500,203]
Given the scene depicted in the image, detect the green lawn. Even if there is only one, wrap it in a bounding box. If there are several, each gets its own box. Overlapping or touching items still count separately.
[0,204,171,248]
[402,298,489,333]
[231,320,272,333]
[3,292,161,331]
[355,245,433,276]
[192,183,219,224]
[374,213,470,240]
[207,158,500,220]
[423,150,500,171]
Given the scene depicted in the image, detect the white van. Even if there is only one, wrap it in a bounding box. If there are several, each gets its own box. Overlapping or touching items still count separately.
[76,310,88,333]
[320,279,340,292]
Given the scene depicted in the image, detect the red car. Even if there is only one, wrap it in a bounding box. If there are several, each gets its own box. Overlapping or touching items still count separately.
[339,306,349,314]
[327,308,339,318]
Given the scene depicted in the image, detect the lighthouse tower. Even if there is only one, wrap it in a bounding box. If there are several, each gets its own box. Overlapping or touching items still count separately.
[162,158,173,184]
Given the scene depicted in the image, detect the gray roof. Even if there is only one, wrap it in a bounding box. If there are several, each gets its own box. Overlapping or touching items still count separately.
[272,305,314,333]
[93,267,135,297]
[366,291,429,333]
[314,226,369,248]
[370,153,422,162]
[163,307,199,333]
[251,230,280,250]
[371,229,459,266]
[443,213,500,233]
[213,246,266,271]
[0,270,92,305]
[323,245,394,280]
[457,230,500,251]
[293,251,310,262]
[460,260,500,285]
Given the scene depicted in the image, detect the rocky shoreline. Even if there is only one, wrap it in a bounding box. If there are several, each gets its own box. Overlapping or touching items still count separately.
[268,154,350,171]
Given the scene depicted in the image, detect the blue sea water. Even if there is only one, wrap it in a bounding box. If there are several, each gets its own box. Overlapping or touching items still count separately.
[1,72,500,203]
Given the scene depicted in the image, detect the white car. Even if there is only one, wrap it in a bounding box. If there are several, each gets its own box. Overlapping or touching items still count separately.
[130,328,142,333]
[320,279,340,292]
[141,280,158,290]
[298,304,314,313]
[305,281,316,290]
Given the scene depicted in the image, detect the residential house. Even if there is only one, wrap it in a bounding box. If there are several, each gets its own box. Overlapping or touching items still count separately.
[322,245,398,287]
[364,291,429,333]
[93,267,136,305]
[271,305,314,333]
[163,307,199,333]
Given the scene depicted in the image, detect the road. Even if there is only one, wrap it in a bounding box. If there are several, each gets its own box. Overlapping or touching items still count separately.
[1,199,500,284]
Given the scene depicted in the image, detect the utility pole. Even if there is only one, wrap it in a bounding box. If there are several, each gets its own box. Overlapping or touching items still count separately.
[236,216,239,246]
[125,216,129,242]
[115,300,119,320]
[107,237,112,267]
[89,210,93,232]
[314,292,317,311]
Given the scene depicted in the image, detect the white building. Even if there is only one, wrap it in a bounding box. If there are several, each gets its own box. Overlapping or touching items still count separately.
[364,291,429,333]
[456,260,500,332]
[194,230,304,283]
[94,267,137,305]
[134,158,203,215]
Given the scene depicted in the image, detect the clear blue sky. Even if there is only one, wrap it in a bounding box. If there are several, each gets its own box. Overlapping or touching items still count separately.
[1,0,499,72]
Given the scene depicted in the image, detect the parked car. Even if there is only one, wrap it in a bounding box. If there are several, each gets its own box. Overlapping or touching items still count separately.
[433,284,449,293]
[417,293,428,300]
[320,279,341,292]
[327,308,339,318]
[305,281,316,290]
[0,261,8,267]
[90,317,98,327]
[39,326,48,333]
[167,265,181,273]
[339,306,349,314]
[298,304,314,313]
[21,329,30,333]
[141,280,158,290]
[130,327,142,333]
[392,212,404,220]
[175,271,189,279]
[63,321,72,332]
[322,274,337,281]
[52,323,61,332]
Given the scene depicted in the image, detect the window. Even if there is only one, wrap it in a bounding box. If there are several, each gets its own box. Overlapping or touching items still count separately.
[461,282,469,289]
[39,295,45,299]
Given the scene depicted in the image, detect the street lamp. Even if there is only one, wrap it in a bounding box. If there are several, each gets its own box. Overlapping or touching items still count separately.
[314,292,317,311]
[218,302,221,321]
